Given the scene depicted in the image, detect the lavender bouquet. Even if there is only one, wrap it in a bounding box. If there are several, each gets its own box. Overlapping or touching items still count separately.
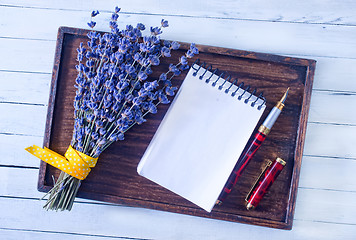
[42,7,198,211]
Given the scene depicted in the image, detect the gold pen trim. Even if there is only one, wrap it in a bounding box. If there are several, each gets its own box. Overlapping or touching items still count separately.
[258,125,270,135]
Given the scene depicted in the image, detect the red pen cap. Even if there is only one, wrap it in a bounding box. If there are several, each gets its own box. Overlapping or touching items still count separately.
[245,157,286,210]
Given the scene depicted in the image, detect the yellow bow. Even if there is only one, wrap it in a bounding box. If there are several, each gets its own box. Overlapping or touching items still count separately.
[25,145,98,180]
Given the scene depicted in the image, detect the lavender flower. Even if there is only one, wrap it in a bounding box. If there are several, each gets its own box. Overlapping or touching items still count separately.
[87,21,96,28]
[91,10,100,17]
[50,5,199,211]
[161,19,169,28]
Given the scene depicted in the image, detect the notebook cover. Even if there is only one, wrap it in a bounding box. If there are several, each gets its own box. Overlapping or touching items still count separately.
[38,27,315,230]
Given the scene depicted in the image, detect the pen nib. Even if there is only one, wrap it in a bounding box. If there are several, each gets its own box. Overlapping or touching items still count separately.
[279,87,290,104]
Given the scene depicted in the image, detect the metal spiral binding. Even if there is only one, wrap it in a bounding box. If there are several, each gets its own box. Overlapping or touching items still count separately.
[191,59,266,109]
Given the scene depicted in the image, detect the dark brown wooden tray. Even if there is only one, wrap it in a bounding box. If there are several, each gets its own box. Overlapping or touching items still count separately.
[38,27,315,230]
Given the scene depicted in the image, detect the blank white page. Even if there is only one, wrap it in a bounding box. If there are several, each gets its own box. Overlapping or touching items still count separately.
[137,64,266,212]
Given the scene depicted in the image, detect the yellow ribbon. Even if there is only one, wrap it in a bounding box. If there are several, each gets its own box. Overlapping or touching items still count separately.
[25,145,98,180]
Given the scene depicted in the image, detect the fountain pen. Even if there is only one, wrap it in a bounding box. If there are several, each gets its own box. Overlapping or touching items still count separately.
[216,88,290,205]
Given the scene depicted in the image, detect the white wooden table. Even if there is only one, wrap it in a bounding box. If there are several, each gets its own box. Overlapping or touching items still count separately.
[1,1,355,239]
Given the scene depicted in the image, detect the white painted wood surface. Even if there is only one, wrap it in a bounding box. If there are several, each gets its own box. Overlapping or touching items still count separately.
[0,1,355,239]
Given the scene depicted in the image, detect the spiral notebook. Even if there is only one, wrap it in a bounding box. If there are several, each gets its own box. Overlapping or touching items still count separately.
[137,63,266,212]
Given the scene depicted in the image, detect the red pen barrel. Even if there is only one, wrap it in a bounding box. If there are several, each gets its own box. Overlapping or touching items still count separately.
[246,158,286,210]
[216,131,267,204]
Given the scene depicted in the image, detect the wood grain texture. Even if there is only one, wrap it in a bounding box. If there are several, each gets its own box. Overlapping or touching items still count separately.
[0,196,355,240]
[2,6,356,60]
[1,1,356,239]
[3,0,356,26]
[36,27,315,229]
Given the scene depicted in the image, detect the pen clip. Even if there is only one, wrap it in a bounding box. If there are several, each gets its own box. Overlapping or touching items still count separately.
[245,160,272,202]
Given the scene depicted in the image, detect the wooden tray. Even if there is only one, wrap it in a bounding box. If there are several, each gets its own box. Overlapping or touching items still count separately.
[38,27,315,230]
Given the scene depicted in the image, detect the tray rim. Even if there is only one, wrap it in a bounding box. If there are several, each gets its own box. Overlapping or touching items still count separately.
[38,26,316,230]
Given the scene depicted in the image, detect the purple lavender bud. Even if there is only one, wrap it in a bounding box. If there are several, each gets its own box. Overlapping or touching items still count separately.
[117,132,124,141]
[159,73,167,81]
[76,54,83,62]
[190,43,199,54]
[158,91,170,104]
[87,114,94,122]
[116,79,129,90]
[146,67,153,75]
[122,108,133,119]
[86,59,95,67]
[88,21,96,28]
[138,88,148,98]
[87,31,99,40]
[95,120,104,128]
[132,97,142,106]
[125,93,134,102]
[150,26,162,36]
[151,36,160,44]
[99,128,107,136]
[161,19,169,28]
[125,24,133,31]
[125,64,135,74]
[186,49,195,58]
[161,46,171,57]
[111,13,119,21]
[75,63,85,72]
[105,80,114,89]
[149,55,160,66]
[179,64,190,71]
[107,113,116,122]
[84,126,91,135]
[77,42,86,54]
[135,114,146,125]
[138,71,148,81]
[134,52,142,61]
[109,133,118,142]
[91,10,100,17]
[139,43,148,53]
[170,41,180,50]
[137,23,145,31]
[91,132,99,140]
[115,6,121,13]
[112,102,121,113]
[147,92,158,101]
[115,52,124,61]
[104,99,112,109]
[110,21,118,30]
[179,56,188,65]
[148,102,157,114]
[165,86,178,96]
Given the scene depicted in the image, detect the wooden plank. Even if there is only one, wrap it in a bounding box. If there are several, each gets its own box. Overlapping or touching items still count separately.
[308,90,356,125]
[0,103,47,136]
[294,188,356,224]
[0,229,133,240]
[2,0,356,25]
[0,167,41,198]
[1,7,356,59]
[0,71,51,105]
[0,196,355,239]
[299,156,356,192]
[305,56,356,92]
[0,38,55,73]
[0,134,43,167]
[303,123,356,159]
